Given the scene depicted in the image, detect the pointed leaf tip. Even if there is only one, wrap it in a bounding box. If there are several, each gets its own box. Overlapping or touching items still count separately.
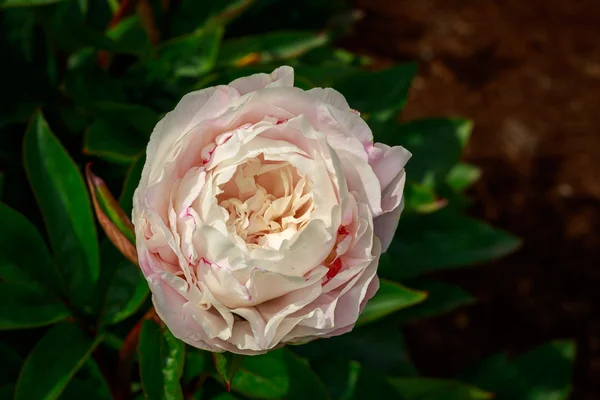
[85,163,138,265]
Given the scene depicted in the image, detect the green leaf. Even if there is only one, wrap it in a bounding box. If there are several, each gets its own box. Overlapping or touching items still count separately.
[84,118,147,164]
[461,340,575,400]
[386,210,521,278]
[333,63,417,115]
[0,342,23,386]
[14,322,101,400]
[0,203,63,291]
[120,154,145,214]
[230,349,329,400]
[217,31,328,67]
[393,279,476,322]
[24,111,99,306]
[61,359,113,400]
[214,352,245,391]
[183,349,213,385]
[403,181,447,214]
[107,15,153,58]
[86,165,138,265]
[0,281,70,330]
[170,0,256,36]
[0,0,64,7]
[389,377,492,400]
[386,118,472,184]
[356,279,427,326]
[138,319,186,400]
[315,360,402,400]
[99,251,148,326]
[446,163,482,192]
[295,320,418,376]
[139,28,223,85]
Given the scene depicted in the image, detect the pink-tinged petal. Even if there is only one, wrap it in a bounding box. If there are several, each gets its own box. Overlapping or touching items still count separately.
[307,87,350,110]
[374,195,405,252]
[229,66,294,95]
[368,143,411,192]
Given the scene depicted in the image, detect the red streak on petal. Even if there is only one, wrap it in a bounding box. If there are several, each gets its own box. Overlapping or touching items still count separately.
[325,258,343,282]
[338,225,349,236]
[276,119,288,125]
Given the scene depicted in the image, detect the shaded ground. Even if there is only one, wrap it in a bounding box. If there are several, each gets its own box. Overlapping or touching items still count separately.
[345,1,600,398]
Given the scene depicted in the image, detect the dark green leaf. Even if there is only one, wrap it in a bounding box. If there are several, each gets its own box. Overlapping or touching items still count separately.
[217,31,328,67]
[139,28,223,85]
[214,352,245,391]
[138,319,186,400]
[403,181,447,214]
[316,360,402,400]
[86,165,137,265]
[0,342,23,386]
[296,320,418,377]
[461,340,575,400]
[170,0,256,36]
[139,319,165,400]
[393,279,476,322]
[389,377,492,400]
[0,0,64,7]
[385,210,521,278]
[356,279,427,326]
[99,254,148,326]
[0,281,70,330]
[85,102,158,136]
[230,348,328,400]
[0,171,4,199]
[0,203,62,291]
[61,359,113,400]
[446,163,481,192]
[183,349,213,385]
[120,154,145,214]
[84,118,147,164]
[14,322,101,400]
[385,118,472,184]
[24,111,99,306]
[333,63,417,115]
[107,15,153,58]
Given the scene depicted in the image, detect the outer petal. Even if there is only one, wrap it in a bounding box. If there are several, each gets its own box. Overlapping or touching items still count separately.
[229,66,294,95]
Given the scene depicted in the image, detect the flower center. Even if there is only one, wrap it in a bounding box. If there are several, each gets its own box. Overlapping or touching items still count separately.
[217,156,314,248]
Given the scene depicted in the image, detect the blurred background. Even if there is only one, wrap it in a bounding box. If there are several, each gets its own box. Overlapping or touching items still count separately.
[343,1,599,399]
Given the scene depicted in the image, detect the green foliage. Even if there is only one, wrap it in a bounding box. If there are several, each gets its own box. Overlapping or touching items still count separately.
[0,1,571,399]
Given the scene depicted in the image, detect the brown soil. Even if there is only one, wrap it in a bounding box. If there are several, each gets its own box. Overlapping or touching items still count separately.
[346,1,600,398]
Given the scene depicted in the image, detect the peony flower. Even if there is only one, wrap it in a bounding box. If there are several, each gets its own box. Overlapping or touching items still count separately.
[132,66,410,354]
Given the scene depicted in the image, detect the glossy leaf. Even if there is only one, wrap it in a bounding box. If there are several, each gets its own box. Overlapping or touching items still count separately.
[23,111,99,306]
[357,279,427,326]
[393,279,476,322]
[138,319,185,400]
[461,340,575,400]
[389,377,492,400]
[14,322,101,400]
[214,352,245,391]
[446,163,482,192]
[385,118,472,184]
[0,203,62,290]
[333,63,417,114]
[86,164,138,265]
[217,31,329,67]
[386,210,521,278]
[230,349,328,400]
[0,281,70,330]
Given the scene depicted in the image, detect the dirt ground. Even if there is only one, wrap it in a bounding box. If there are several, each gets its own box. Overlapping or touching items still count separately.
[345,1,600,398]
